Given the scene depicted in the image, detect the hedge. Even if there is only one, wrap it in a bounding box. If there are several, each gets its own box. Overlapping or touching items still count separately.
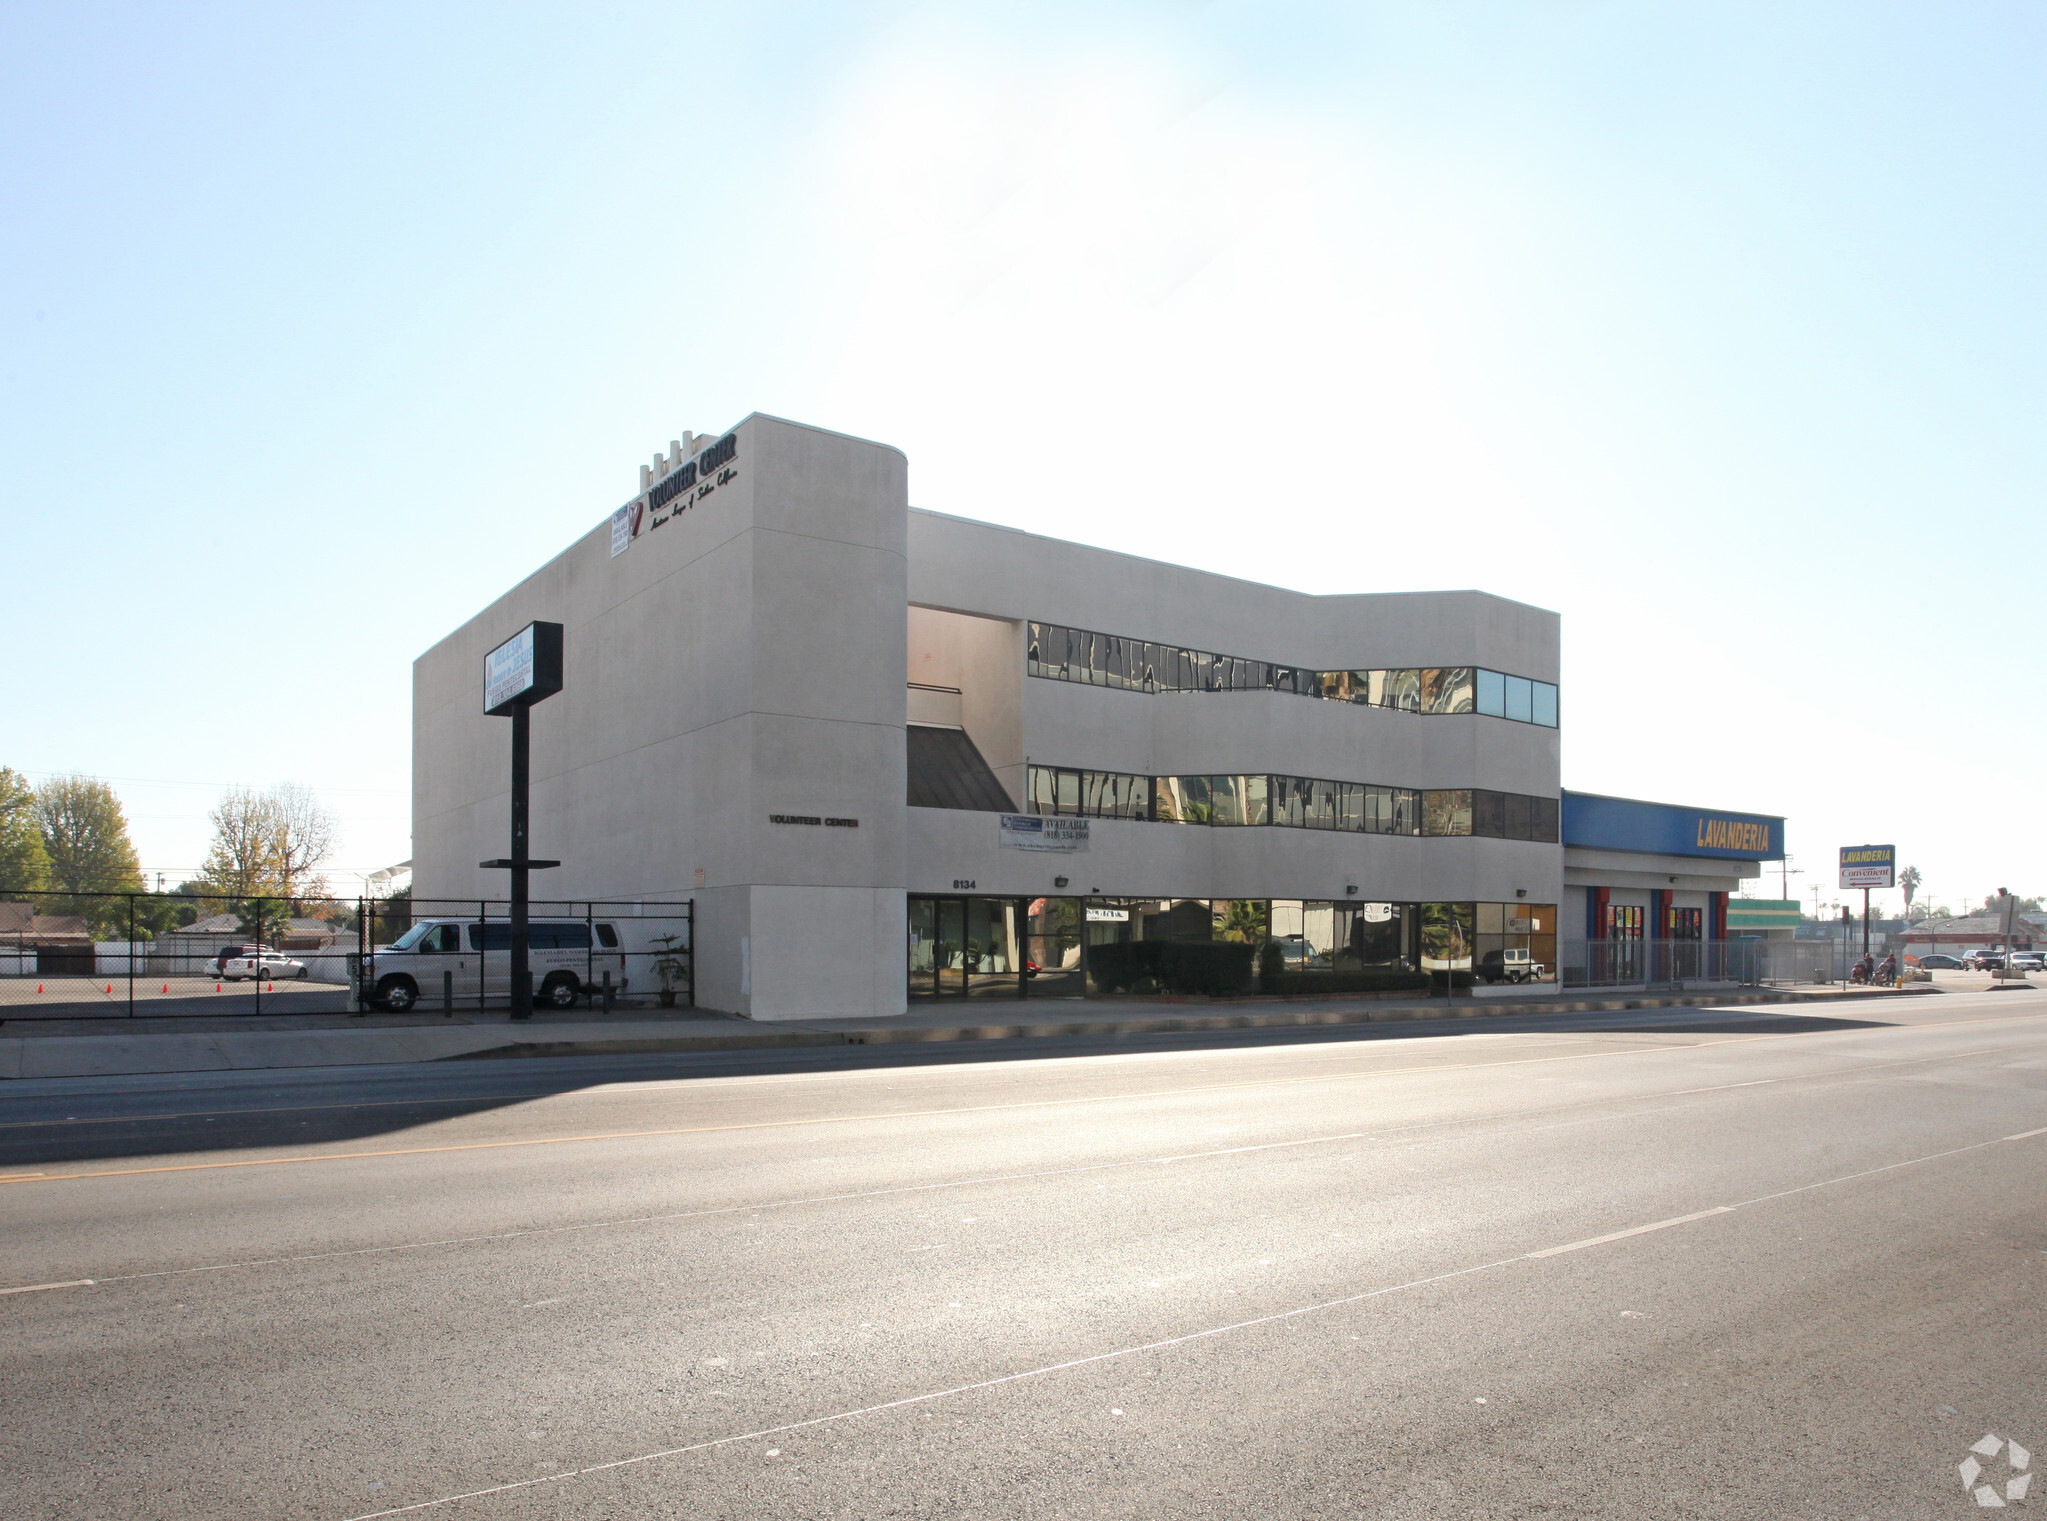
[1263,968,1433,996]
[1088,940,1256,996]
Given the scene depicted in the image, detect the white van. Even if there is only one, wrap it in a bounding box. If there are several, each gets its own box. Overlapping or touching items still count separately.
[353,917,634,1012]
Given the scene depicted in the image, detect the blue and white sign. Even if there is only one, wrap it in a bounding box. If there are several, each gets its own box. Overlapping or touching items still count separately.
[1562,791,1784,861]
[483,621,564,716]
[1000,815,1090,853]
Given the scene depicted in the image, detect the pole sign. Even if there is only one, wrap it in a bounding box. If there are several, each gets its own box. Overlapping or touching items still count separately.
[484,622,565,716]
[1838,844,1896,890]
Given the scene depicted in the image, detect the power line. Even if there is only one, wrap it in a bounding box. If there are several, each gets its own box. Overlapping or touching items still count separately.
[11,769,403,796]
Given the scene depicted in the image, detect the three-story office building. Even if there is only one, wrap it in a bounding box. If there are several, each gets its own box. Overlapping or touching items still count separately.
[413,413,1769,1019]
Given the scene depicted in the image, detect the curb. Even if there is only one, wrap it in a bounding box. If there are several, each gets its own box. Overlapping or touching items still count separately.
[447,985,1935,1062]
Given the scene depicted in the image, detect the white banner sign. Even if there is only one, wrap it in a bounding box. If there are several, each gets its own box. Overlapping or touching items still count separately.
[1085,906,1128,922]
[483,626,535,713]
[1000,815,1090,853]
[610,498,643,557]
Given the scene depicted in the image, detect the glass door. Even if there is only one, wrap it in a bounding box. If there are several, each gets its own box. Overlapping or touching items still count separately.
[909,895,970,999]
[908,897,940,999]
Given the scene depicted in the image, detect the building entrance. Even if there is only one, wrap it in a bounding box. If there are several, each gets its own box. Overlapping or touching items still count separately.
[907,895,1030,1000]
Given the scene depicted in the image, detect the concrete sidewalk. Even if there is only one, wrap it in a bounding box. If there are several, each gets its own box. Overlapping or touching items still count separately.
[0,982,1956,1081]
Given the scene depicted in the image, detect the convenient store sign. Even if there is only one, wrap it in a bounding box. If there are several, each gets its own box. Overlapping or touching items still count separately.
[1838,844,1896,889]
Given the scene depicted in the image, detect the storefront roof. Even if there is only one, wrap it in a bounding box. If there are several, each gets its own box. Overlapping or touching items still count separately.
[1562,791,1784,862]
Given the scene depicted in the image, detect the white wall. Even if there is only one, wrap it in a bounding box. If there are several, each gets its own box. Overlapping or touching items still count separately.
[907,605,1025,806]
[414,414,910,1020]
[908,509,1561,805]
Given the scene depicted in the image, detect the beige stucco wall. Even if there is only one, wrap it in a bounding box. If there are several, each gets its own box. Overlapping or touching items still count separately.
[413,413,909,1020]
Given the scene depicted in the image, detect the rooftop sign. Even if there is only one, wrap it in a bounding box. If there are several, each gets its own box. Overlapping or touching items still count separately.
[610,430,741,558]
[1561,792,1784,861]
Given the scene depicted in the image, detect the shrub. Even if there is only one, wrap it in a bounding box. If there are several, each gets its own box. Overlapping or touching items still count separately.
[1264,969,1433,996]
[1086,939,1163,994]
[1158,940,1255,996]
[1257,939,1285,991]
[1086,939,1256,996]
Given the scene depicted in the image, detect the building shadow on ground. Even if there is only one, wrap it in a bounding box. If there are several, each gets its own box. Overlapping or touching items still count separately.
[0,1005,1895,1169]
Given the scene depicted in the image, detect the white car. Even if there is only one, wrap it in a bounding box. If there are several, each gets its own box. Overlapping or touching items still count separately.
[222,950,308,981]
[1480,947,1546,983]
[2009,951,2044,973]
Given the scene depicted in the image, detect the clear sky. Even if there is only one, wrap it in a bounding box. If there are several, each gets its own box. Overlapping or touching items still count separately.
[5,2,2041,916]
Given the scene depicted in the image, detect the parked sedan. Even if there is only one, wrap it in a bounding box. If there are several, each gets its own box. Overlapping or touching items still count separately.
[1914,953,1966,970]
[221,950,308,981]
[2010,951,2045,973]
[1963,949,2006,971]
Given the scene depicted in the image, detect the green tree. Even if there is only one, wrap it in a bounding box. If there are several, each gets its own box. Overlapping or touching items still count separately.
[1898,864,1921,908]
[34,774,143,933]
[196,784,338,906]
[1981,893,2043,916]
[0,766,49,893]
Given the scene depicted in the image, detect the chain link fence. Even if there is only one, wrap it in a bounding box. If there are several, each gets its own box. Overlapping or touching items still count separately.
[1560,939,1765,990]
[1559,938,1880,990]
[0,891,692,1021]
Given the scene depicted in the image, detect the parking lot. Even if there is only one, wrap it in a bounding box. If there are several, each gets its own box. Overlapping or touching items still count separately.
[0,974,355,1022]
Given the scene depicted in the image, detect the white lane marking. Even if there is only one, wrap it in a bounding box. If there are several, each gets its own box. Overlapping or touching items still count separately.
[337,1247,1537,1520]
[334,1120,2047,1520]
[2006,1126,2047,1140]
[1524,1208,1736,1259]
[520,1298,563,1309]
[0,1279,95,1296]
[16,1047,2027,1297]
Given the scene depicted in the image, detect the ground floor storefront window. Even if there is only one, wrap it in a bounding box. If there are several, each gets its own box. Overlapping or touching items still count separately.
[908,895,1030,999]
[1474,902,1559,985]
[912,894,1557,999]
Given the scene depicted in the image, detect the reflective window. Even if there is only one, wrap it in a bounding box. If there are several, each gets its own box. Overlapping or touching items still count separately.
[1029,765,1150,820]
[1423,790,1473,837]
[1207,774,1270,827]
[1421,667,1475,714]
[1028,621,1560,728]
[1212,899,1270,944]
[1030,766,1548,843]
[1475,902,1557,984]
[1376,668,1423,712]
[1419,902,1476,973]
[1155,774,1209,824]
[1476,668,1505,717]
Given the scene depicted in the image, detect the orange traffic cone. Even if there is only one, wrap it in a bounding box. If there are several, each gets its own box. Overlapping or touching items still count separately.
[161,984,169,994]
[36,983,43,994]
[105,984,112,995]
[266,982,275,993]
[215,982,222,992]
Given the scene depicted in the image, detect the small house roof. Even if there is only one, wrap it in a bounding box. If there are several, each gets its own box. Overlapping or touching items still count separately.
[0,902,94,943]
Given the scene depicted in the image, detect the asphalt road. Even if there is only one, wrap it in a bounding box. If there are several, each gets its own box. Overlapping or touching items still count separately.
[2,992,2042,1520]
